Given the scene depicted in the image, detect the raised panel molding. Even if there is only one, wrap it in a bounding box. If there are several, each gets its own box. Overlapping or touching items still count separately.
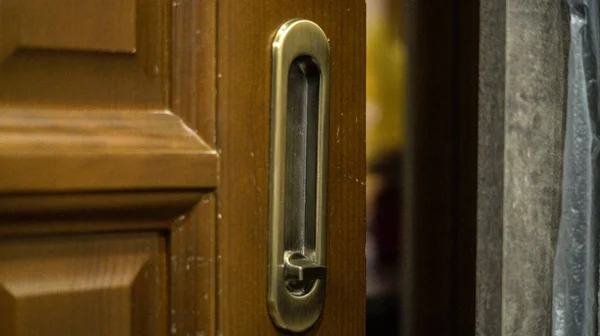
[0,0,171,129]
[0,1,218,335]
[0,0,217,216]
[0,0,168,108]
[0,234,167,336]
[0,108,216,193]
[0,108,216,217]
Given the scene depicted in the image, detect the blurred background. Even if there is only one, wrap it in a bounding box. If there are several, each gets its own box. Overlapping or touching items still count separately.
[365,0,404,334]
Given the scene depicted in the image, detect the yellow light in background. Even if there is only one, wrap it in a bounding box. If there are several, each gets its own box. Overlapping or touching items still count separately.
[366,9,405,163]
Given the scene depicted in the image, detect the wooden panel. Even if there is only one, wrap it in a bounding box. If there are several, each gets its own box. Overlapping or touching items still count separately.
[0,233,167,336]
[153,2,219,332]
[171,0,216,144]
[0,0,19,63]
[0,1,217,216]
[168,12,217,333]
[0,195,217,335]
[0,0,168,110]
[216,0,366,333]
[0,285,15,336]
[0,51,163,108]
[0,192,204,221]
[0,1,218,336]
[0,1,216,195]
[0,218,171,238]
[135,0,169,102]
[170,194,216,335]
[20,0,136,52]
[0,109,217,193]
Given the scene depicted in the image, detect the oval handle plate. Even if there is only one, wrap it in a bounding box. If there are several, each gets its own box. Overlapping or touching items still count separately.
[267,19,331,333]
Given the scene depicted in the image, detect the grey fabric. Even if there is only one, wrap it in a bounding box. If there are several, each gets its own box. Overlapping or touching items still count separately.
[553,1,600,335]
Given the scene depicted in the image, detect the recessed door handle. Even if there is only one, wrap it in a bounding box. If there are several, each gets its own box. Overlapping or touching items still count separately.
[267,19,330,333]
[284,252,326,282]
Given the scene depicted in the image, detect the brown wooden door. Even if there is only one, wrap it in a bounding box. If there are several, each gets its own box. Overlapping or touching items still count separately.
[0,0,365,335]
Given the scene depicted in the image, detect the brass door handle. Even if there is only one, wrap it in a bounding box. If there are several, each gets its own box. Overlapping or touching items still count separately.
[267,19,330,333]
[284,252,326,282]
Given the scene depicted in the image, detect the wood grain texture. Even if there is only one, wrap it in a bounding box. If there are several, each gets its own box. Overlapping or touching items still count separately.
[216,1,366,334]
[0,109,217,193]
[0,0,168,105]
[0,218,171,237]
[0,233,167,336]
[0,192,204,220]
[171,0,216,145]
[170,194,217,336]
[170,2,217,334]
[0,0,19,63]
[0,2,219,336]
[20,0,136,52]
[0,51,163,109]
[0,0,216,195]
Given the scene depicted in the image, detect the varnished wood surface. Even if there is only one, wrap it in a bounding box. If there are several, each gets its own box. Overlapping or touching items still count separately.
[0,192,204,220]
[171,0,216,145]
[0,109,217,192]
[169,1,217,334]
[0,233,167,335]
[0,218,171,238]
[0,51,162,108]
[0,1,218,335]
[0,0,216,195]
[20,0,136,52]
[0,0,19,63]
[170,194,217,335]
[217,1,366,333]
[0,0,364,333]
[0,194,217,336]
[1,0,169,106]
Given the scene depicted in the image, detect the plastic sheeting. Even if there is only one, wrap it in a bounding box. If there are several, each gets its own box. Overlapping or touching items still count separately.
[553,1,600,335]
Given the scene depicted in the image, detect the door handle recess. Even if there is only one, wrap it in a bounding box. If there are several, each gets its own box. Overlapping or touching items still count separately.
[267,19,330,333]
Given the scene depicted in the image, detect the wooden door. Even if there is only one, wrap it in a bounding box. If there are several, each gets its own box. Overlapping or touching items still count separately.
[0,0,365,334]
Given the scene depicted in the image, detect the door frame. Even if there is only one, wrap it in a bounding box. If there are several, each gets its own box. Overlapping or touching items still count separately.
[402,1,479,335]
